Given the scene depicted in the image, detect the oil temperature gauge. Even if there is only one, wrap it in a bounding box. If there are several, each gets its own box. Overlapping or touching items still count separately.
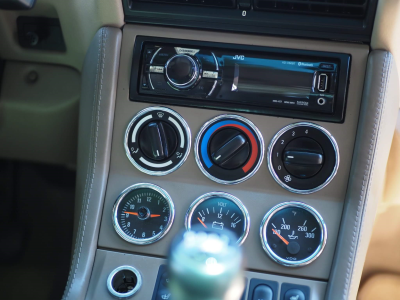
[260,202,327,267]
[185,192,250,245]
[112,183,175,245]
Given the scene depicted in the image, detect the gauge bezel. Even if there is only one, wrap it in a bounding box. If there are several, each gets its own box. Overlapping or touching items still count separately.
[194,114,265,185]
[107,265,142,298]
[267,122,340,194]
[185,192,250,246]
[112,183,175,245]
[124,106,191,176]
[260,201,327,267]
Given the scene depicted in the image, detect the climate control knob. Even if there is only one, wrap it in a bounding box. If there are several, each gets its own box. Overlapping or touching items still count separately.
[125,107,191,176]
[195,115,264,184]
[165,55,199,89]
[283,137,324,179]
[268,122,339,194]
[139,121,178,161]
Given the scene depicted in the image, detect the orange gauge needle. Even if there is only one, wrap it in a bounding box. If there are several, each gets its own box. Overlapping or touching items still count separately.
[123,212,138,216]
[272,229,289,245]
[197,217,208,228]
[124,212,160,218]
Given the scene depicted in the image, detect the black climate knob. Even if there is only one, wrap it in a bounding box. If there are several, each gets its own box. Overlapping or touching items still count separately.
[139,121,178,161]
[166,54,199,89]
[283,137,324,179]
[209,128,250,170]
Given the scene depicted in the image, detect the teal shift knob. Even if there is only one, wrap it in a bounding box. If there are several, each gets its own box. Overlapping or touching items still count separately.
[168,227,245,300]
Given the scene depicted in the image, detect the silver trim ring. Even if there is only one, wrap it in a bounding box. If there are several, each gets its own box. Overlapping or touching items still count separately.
[194,114,265,185]
[260,201,327,267]
[185,192,250,246]
[107,265,142,298]
[165,54,199,89]
[124,106,191,176]
[112,183,175,245]
[267,122,340,194]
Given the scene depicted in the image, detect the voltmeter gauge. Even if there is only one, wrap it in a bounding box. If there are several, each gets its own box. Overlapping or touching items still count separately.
[112,183,175,245]
[185,192,250,245]
[260,202,327,267]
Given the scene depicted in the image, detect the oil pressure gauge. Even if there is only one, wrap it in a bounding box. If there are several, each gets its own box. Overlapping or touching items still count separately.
[260,202,327,267]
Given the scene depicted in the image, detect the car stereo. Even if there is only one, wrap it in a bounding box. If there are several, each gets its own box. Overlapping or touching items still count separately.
[130,37,351,122]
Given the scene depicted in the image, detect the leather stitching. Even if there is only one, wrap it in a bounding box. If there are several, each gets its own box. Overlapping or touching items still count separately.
[350,53,393,298]
[63,27,107,300]
[343,52,392,300]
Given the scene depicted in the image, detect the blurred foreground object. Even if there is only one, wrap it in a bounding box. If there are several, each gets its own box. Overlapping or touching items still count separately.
[168,226,245,300]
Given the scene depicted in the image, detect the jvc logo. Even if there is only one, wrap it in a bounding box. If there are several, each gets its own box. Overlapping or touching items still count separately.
[233,55,245,60]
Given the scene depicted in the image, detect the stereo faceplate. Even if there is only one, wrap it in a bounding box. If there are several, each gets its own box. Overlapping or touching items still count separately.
[130,37,351,123]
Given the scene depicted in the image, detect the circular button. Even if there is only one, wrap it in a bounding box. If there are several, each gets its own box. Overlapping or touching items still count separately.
[166,55,199,89]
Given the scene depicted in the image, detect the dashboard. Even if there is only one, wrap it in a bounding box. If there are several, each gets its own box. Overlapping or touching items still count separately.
[0,0,399,299]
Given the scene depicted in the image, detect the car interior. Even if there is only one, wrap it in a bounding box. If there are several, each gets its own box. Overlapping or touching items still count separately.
[0,0,400,299]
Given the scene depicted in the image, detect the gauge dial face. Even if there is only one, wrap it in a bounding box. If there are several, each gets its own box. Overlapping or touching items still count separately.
[260,202,327,267]
[185,192,250,245]
[112,183,175,245]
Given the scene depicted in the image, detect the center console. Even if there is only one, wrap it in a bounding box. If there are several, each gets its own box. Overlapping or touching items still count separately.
[85,24,370,300]
[63,15,400,299]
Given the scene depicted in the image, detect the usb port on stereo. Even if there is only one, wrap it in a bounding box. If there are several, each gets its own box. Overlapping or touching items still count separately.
[317,73,328,92]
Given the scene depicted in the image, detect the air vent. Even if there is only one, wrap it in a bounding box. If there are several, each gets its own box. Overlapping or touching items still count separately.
[254,0,368,18]
[134,0,236,8]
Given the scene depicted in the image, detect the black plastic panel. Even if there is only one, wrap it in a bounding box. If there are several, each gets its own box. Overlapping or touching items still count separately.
[124,0,378,43]
[130,36,351,123]
[17,17,66,52]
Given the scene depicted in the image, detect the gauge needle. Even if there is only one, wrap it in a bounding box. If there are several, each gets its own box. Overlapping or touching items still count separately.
[123,212,138,216]
[197,217,208,228]
[124,212,160,218]
[272,229,289,245]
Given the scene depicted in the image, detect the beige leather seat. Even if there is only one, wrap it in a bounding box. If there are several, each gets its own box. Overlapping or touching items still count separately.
[358,274,400,300]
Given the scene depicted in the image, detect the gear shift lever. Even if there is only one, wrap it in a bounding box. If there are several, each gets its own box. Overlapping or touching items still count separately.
[168,227,245,300]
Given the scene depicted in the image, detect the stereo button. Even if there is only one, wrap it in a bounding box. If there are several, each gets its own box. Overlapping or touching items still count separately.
[166,54,199,89]
[203,71,218,79]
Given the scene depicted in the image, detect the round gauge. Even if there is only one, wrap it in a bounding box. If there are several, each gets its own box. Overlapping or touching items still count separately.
[112,183,175,245]
[260,202,327,267]
[185,192,250,245]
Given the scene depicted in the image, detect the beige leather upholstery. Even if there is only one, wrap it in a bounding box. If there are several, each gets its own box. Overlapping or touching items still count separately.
[62,27,122,300]
[326,51,400,300]
[360,112,400,283]
[371,0,400,105]
[358,274,400,300]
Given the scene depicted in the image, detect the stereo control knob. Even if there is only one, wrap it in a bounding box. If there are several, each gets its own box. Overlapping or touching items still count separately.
[166,55,199,89]
[139,121,178,161]
[283,137,323,179]
[209,129,250,170]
